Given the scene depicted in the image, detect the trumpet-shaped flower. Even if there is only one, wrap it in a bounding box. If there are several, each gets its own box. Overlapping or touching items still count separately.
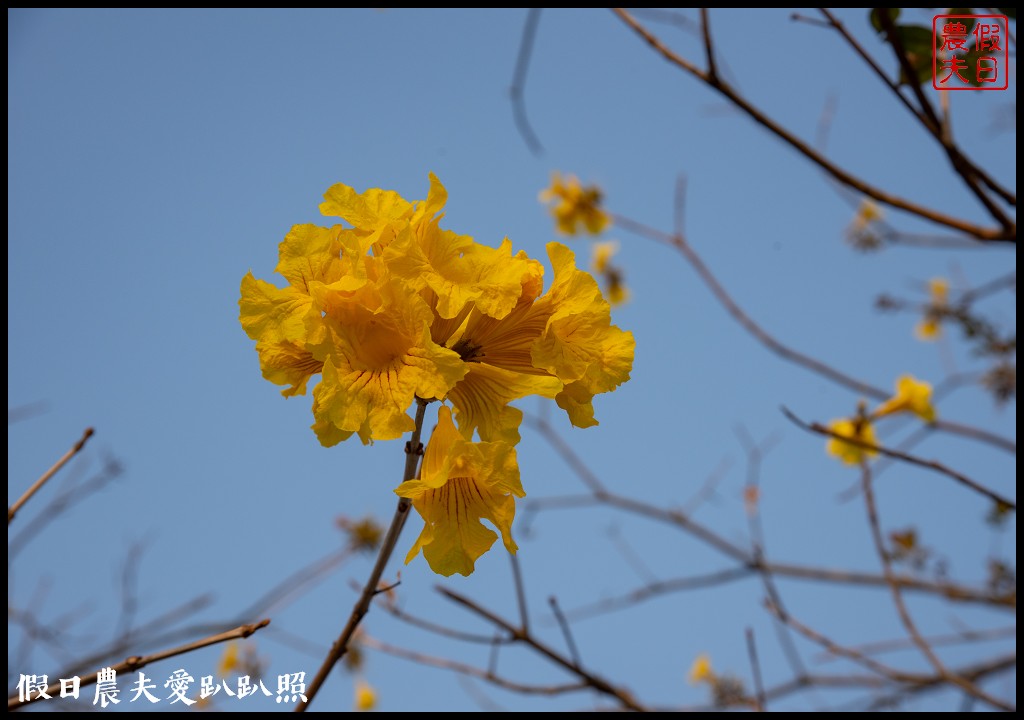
[873,375,936,423]
[915,278,949,341]
[239,224,349,397]
[439,242,634,442]
[396,406,524,577]
[539,172,611,236]
[826,417,879,465]
[241,174,633,452]
[309,280,466,445]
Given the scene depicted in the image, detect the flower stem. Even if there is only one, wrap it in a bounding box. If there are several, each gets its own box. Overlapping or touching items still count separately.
[298,398,430,712]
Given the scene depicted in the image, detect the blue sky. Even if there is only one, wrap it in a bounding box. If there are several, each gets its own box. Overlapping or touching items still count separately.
[8,8,1016,712]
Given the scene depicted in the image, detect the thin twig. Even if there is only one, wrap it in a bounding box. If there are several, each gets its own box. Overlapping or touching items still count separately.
[8,455,123,559]
[548,596,582,668]
[745,628,766,712]
[818,9,933,132]
[765,599,952,684]
[510,8,544,156]
[959,270,1016,305]
[9,427,94,525]
[439,587,646,711]
[7,618,270,710]
[297,398,430,712]
[362,635,589,696]
[509,553,530,634]
[615,211,891,400]
[699,8,717,80]
[611,8,1013,241]
[783,407,1015,509]
[814,624,1017,663]
[378,600,512,645]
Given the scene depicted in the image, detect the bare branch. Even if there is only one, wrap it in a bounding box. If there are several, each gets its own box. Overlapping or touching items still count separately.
[745,628,766,712]
[611,8,1013,242]
[509,554,530,634]
[9,427,94,525]
[509,8,544,156]
[362,635,588,696]
[439,587,646,711]
[548,596,582,669]
[860,463,1014,711]
[298,398,430,712]
[8,618,270,710]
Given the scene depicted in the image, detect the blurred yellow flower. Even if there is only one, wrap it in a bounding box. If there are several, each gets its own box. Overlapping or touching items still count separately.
[217,642,239,676]
[396,406,524,576]
[354,679,377,712]
[857,199,883,224]
[539,172,611,236]
[590,241,629,306]
[873,375,936,423]
[845,199,885,251]
[591,241,617,274]
[915,278,949,341]
[826,417,878,465]
[688,654,714,684]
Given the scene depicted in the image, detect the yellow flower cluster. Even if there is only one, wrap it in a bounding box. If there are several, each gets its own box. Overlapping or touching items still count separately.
[240,175,634,575]
[826,375,936,465]
[539,172,611,236]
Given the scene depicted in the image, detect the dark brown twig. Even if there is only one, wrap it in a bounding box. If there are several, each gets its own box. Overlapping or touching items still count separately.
[297,398,430,712]
[439,587,646,711]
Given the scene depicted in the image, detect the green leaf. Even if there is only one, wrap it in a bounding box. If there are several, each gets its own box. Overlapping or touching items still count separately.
[870,7,901,33]
[893,25,942,85]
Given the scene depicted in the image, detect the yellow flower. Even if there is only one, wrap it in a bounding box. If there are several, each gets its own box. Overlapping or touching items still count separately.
[591,241,617,274]
[591,241,629,306]
[354,679,377,712]
[308,278,466,445]
[217,642,239,676]
[440,242,634,442]
[241,175,633,450]
[914,278,949,341]
[539,172,611,236]
[239,224,349,397]
[873,375,936,423]
[858,199,883,224]
[688,654,714,684]
[826,417,879,465]
[396,406,524,577]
